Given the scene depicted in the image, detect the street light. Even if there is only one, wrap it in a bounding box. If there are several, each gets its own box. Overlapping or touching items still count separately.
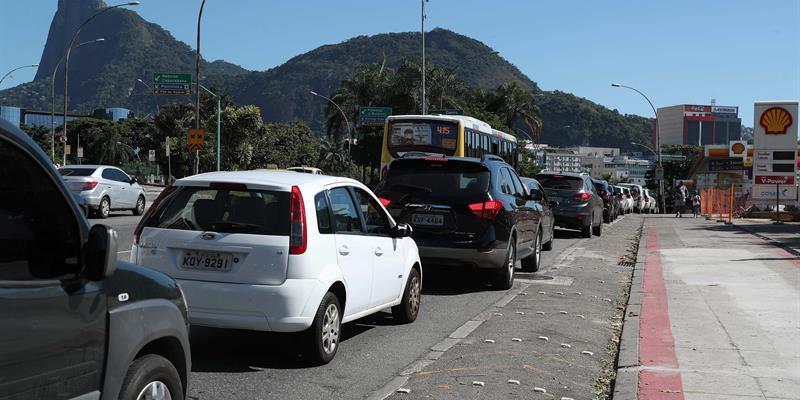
[63,1,141,165]
[612,82,664,213]
[310,90,353,155]
[630,141,657,157]
[193,82,221,171]
[0,64,39,87]
[193,0,207,175]
[52,38,104,162]
[136,78,160,114]
[116,141,141,161]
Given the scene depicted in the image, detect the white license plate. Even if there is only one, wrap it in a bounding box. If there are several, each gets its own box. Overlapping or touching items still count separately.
[412,213,444,226]
[181,251,232,272]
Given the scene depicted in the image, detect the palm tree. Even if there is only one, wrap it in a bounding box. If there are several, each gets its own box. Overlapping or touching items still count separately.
[89,125,129,165]
[319,138,349,173]
[489,81,543,143]
[324,58,392,141]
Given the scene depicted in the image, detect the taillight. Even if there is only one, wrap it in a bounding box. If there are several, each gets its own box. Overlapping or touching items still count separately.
[81,181,98,191]
[627,194,632,198]
[289,185,307,255]
[603,192,610,200]
[378,197,391,207]
[645,197,650,203]
[133,184,177,245]
[468,200,503,219]
[575,192,592,201]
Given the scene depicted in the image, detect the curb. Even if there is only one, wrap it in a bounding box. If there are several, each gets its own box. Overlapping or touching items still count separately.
[612,217,647,400]
[731,222,800,257]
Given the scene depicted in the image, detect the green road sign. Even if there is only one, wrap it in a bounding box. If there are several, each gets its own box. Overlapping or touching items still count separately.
[154,73,191,84]
[430,109,464,115]
[359,107,392,117]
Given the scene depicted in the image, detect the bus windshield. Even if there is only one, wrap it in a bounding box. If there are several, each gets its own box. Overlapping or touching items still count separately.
[387,119,459,157]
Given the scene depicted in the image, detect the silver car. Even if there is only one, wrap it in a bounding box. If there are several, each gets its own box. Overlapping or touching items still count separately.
[59,165,145,218]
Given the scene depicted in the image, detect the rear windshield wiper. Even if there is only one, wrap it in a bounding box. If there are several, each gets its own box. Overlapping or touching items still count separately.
[208,221,262,233]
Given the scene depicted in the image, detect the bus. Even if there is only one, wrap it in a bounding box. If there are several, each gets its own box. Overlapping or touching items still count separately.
[380,114,518,175]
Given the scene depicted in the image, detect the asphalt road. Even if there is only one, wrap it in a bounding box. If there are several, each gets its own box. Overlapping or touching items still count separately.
[96,211,604,399]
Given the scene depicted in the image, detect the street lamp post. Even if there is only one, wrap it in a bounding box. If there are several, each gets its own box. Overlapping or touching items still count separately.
[136,78,159,114]
[116,141,140,161]
[194,0,207,175]
[612,83,664,213]
[421,0,429,115]
[52,38,104,163]
[194,83,221,171]
[63,2,140,165]
[310,90,352,156]
[0,64,39,87]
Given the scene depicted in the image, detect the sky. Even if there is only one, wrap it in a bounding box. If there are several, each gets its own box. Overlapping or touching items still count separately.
[1,0,799,127]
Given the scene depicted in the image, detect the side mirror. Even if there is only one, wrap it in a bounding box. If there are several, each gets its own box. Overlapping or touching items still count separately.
[84,224,118,281]
[129,177,138,185]
[549,200,560,208]
[392,223,413,238]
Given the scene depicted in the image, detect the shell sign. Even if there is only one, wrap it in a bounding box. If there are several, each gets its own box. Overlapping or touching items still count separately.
[760,107,793,134]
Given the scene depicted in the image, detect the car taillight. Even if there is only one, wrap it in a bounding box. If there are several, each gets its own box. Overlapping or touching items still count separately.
[81,181,98,191]
[575,192,592,201]
[378,197,391,207]
[289,185,307,255]
[627,194,632,198]
[468,200,503,219]
[603,192,610,200]
[133,184,177,245]
[644,197,650,203]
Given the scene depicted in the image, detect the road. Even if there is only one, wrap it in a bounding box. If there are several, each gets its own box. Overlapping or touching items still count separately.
[95,208,620,399]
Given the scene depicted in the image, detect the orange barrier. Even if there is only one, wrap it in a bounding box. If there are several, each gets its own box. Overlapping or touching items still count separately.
[700,186,749,221]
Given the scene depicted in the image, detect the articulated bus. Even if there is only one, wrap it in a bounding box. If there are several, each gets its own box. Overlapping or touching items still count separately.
[380,114,518,176]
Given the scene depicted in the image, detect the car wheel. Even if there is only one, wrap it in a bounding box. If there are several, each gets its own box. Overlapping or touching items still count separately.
[392,268,421,324]
[603,210,611,223]
[593,217,603,236]
[305,292,341,365]
[521,229,541,272]
[119,354,183,400]
[133,195,145,216]
[542,226,554,251]
[98,196,110,219]
[493,239,515,290]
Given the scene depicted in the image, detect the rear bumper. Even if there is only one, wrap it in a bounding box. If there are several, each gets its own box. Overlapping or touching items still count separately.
[176,278,325,332]
[418,244,507,269]
[553,206,592,229]
[72,190,104,208]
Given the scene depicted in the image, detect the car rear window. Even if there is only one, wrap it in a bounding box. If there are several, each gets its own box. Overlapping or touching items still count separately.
[59,167,96,177]
[379,160,489,199]
[537,175,583,190]
[144,186,290,235]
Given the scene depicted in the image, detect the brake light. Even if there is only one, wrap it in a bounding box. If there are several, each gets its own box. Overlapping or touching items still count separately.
[575,192,592,201]
[81,181,98,191]
[627,194,632,198]
[133,184,177,245]
[378,197,391,207]
[468,200,503,219]
[644,197,650,203]
[289,185,307,255]
[424,157,448,162]
[603,192,611,200]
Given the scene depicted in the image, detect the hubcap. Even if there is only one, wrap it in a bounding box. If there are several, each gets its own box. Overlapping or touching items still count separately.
[101,200,109,215]
[137,198,144,212]
[321,303,340,355]
[409,275,421,316]
[136,381,172,400]
[535,234,541,265]
[507,243,515,281]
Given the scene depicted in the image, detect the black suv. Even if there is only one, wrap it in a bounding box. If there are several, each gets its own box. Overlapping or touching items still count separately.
[376,155,545,289]
[591,178,618,223]
[0,120,191,400]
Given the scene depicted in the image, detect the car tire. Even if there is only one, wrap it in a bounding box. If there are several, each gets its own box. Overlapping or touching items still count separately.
[305,292,342,365]
[593,217,603,236]
[603,211,611,223]
[392,268,421,324]
[542,227,554,251]
[521,229,541,272]
[493,239,515,290]
[118,354,183,400]
[98,196,110,219]
[133,195,145,216]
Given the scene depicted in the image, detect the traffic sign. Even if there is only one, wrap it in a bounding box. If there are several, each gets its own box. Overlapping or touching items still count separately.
[153,73,191,95]
[65,144,71,155]
[358,107,392,127]
[59,135,67,144]
[430,109,464,115]
[188,129,205,151]
[148,149,156,162]
[154,73,191,84]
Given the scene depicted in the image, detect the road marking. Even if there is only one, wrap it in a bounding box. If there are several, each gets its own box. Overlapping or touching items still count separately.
[117,250,131,254]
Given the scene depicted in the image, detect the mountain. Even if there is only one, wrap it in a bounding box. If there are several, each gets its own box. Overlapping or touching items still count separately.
[0,0,653,149]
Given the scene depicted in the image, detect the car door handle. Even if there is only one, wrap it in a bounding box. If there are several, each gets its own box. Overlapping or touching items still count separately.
[374,247,383,256]
[338,245,350,256]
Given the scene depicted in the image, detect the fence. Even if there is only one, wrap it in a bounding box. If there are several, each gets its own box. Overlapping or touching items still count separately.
[699,185,751,222]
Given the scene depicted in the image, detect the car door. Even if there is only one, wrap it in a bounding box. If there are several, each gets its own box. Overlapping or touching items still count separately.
[352,187,405,308]
[0,137,106,399]
[100,168,123,209]
[532,182,555,243]
[503,168,534,248]
[115,168,139,207]
[327,186,373,316]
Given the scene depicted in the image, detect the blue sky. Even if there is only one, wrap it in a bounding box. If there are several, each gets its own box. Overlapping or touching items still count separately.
[1,0,798,126]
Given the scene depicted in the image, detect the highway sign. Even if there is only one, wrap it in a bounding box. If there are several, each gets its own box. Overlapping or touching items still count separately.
[148,149,156,162]
[153,73,191,95]
[430,109,464,115]
[154,73,191,84]
[188,129,205,151]
[358,107,392,127]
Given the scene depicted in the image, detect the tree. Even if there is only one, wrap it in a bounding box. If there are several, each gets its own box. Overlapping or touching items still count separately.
[516,140,542,177]
[251,121,319,169]
[485,81,543,142]
[318,138,350,174]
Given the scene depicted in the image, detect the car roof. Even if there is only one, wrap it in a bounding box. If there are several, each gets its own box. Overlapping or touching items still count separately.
[60,164,108,169]
[175,170,359,191]
[536,171,585,178]
[391,155,504,167]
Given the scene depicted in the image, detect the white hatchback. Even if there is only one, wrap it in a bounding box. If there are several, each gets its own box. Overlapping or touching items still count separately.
[131,171,422,364]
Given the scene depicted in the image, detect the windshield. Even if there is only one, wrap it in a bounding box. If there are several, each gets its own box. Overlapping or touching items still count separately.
[144,187,290,235]
[537,175,583,191]
[59,167,96,177]
[378,161,489,201]
[387,119,459,157]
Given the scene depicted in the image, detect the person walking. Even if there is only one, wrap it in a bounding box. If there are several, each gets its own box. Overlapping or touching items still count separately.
[692,192,701,218]
[674,181,688,218]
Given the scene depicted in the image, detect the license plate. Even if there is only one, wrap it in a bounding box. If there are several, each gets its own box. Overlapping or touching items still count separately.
[181,251,232,272]
[412,213,444,226]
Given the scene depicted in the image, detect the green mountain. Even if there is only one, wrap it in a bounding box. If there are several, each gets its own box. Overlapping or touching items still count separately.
[0,0,653,149]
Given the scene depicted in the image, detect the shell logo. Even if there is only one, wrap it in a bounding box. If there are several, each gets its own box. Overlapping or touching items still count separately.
[760,107,793,134]
[731,142,746,155]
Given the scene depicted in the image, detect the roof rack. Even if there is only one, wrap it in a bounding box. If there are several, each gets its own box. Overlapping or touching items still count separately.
[481,154,505,163]
[400,151,446,159]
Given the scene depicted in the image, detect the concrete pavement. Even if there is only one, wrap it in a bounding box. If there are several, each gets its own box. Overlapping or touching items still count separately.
[615,215,800,400]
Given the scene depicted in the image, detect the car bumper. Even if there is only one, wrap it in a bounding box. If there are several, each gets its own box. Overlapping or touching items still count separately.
[72,190,104,208]
[176,278,325,332]
[553,207,592,229]
[418,244,507,269]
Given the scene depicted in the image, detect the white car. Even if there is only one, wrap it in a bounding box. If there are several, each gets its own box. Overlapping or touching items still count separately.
[617,186,633,214]
[131,171,421,364]
[643,188,658,213]
[60,165,146,218]
[620,183,645,213]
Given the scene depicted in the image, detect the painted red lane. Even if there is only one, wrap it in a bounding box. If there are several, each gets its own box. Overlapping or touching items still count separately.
[638,226,684,400]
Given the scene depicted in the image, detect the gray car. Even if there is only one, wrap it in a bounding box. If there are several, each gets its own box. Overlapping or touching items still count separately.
[535,172,604,238]
[60,165,146,218]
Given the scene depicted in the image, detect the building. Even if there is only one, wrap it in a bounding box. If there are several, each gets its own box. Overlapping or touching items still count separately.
[612,155,652,186]
[568,146,621,158]
[0,105,132,128]
[540,148,582,173]
[581,155,618,178]
[657,104,742,146]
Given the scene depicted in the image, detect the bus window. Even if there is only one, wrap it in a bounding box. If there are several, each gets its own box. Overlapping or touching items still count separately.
[491,139,499,155]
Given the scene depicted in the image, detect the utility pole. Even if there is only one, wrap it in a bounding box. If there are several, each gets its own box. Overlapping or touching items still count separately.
[421,0,428,115]
[195,0,206,175]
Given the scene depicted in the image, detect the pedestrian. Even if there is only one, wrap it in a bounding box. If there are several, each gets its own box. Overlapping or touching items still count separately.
[692,193,701,218]
[673,188,684,218]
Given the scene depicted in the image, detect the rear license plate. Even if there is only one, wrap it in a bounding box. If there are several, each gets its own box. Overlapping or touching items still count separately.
[412,213,444,226]
[181,251,232,272]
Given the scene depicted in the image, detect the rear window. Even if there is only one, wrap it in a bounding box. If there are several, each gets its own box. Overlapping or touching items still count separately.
[59,167,96,177]
[536,175,584,190]
[593,182,608,192]
[379,161,489,199]
[144,186,290,235]
[387,119,459,157]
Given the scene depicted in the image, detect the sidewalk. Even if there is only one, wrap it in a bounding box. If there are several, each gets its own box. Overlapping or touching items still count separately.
[615,215,800,400]
[734,219,800,256]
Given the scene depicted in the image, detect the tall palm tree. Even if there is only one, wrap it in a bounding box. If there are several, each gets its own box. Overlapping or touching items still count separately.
[319,137,349,173]
[490,81,543,142]
[89,125,129,165]
[324,58,392,140]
